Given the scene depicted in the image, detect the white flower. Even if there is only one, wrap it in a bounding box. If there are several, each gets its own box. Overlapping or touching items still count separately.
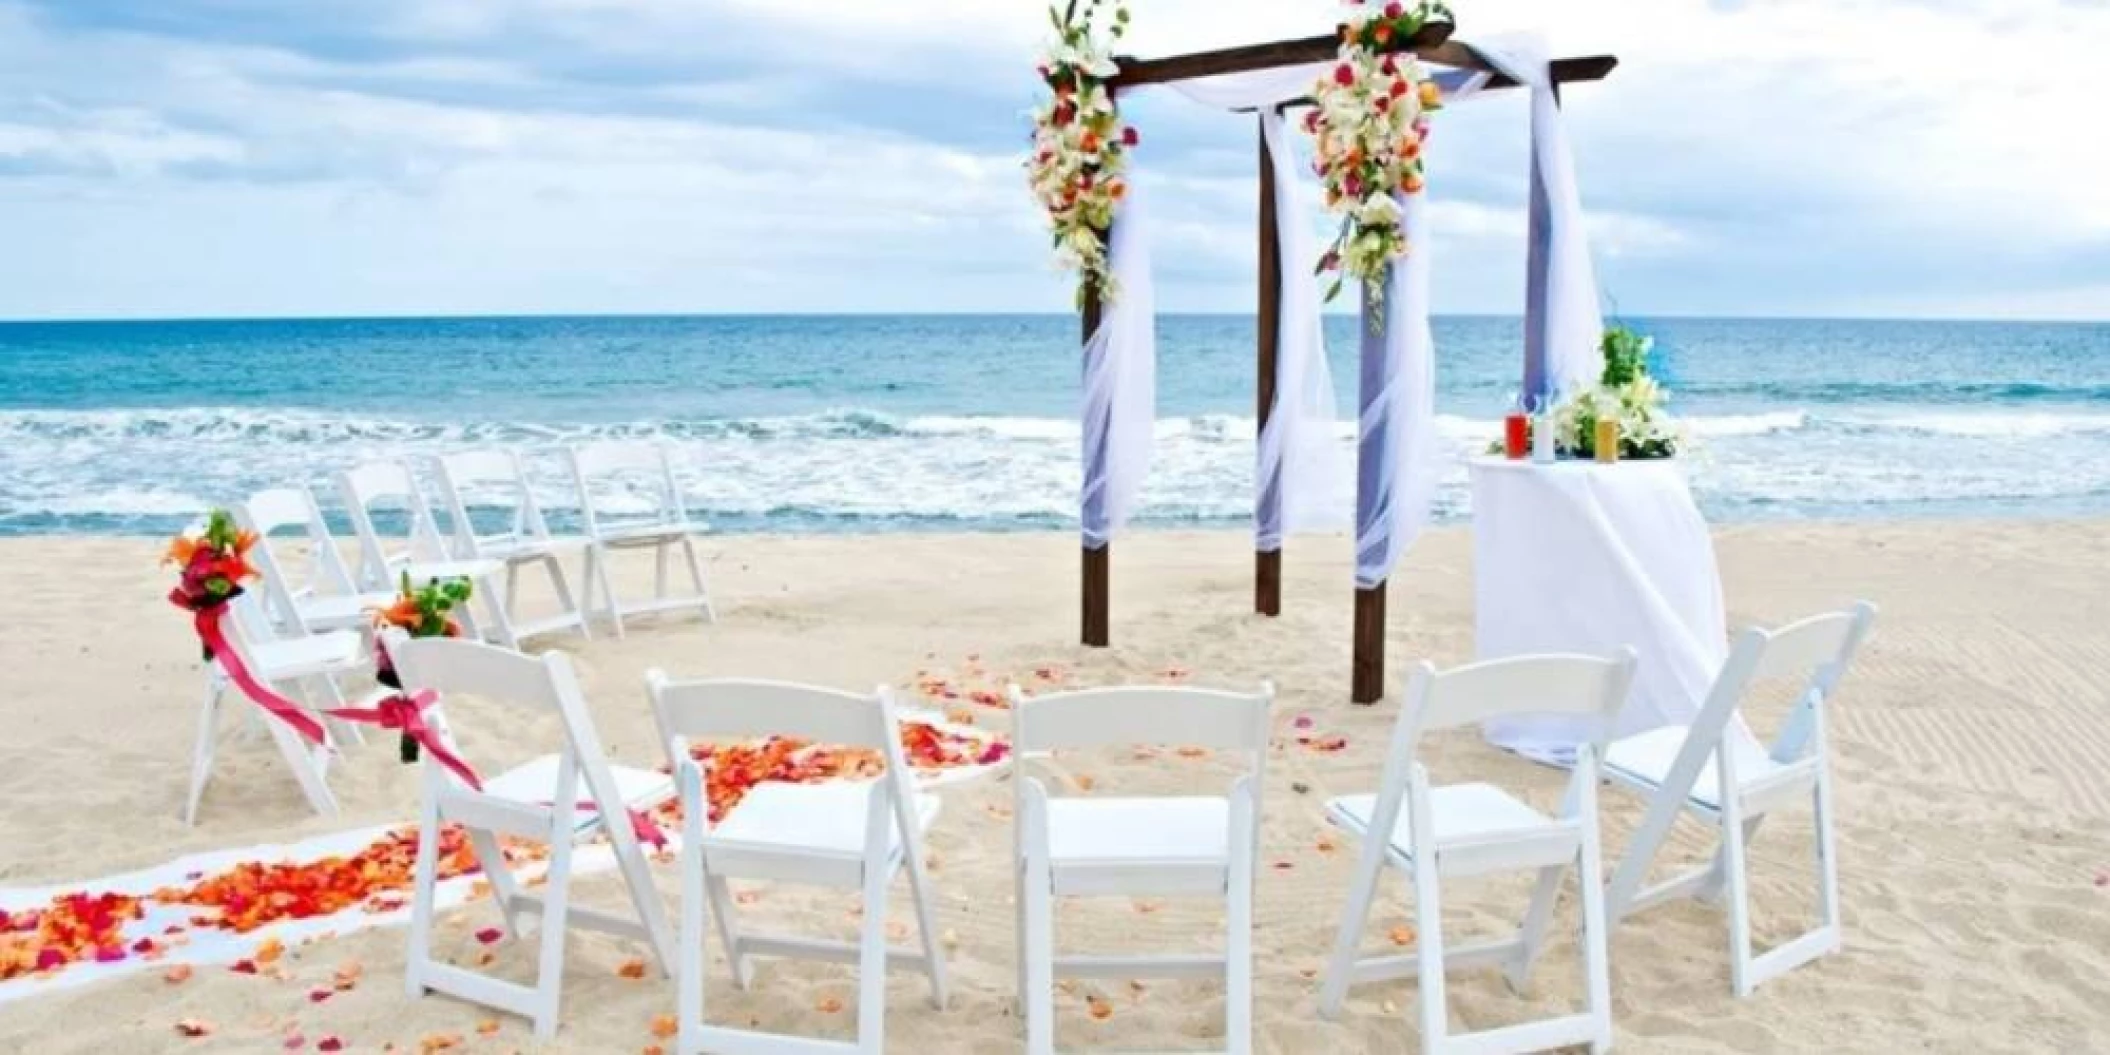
[1356,194,1400,227]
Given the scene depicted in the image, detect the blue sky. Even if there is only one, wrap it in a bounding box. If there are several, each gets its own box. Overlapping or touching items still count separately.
[1,0,2105,321]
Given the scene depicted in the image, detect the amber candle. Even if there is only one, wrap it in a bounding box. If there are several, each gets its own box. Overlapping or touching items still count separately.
[1503,413,1529,459]
[1595,418,1620,464]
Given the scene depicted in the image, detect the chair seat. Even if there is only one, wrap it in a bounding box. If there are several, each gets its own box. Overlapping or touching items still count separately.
[1328,783,1573,870]
[480,754,676,836]
[1046,796,1230,868]
[593,520,702,544]
[708,781,940,860]
[296,591,401,630]
[474,535,592,561]
[1605,724,1789,812]
[249,630,366,678]
[397,558,505,583]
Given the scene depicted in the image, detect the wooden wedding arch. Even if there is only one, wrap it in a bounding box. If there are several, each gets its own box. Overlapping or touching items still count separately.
[1076,20,1618,703]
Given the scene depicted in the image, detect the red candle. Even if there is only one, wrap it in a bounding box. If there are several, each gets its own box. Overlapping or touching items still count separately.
[1503,413,1529,459]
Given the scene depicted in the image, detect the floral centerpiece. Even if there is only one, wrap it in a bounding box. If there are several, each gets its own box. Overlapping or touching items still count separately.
[1501,326,1685,460]
[371,573,473,763]
[1306,0,1450,305]
[1027,0,1137,307]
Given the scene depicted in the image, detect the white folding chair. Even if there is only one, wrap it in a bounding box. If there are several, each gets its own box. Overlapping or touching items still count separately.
[235,486,397,635]
[1009,682,1272,1055]
[649,675,949,1055]
[388,633,676,1040]
[183,591,360,825]
[337,460,515,647]
[567,443,715,637]
[1318,651,1636,1055]
[431,450,591,644]
[1603,602,1876,997]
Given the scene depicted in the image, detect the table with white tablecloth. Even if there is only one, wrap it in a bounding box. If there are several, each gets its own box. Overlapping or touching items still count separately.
[1469,457,1727,763]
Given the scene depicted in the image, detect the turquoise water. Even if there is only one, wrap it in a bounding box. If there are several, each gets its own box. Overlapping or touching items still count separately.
[1,314,2106,535]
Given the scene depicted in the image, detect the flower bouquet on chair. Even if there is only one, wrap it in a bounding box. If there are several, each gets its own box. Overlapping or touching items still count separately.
[163,509,260,659]
[371,573,473,763]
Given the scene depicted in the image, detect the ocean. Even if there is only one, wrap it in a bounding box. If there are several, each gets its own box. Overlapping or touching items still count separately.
[1,315,2106,537]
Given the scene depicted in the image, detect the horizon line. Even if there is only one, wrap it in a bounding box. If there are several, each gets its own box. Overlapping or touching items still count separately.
[4,310,2106,327]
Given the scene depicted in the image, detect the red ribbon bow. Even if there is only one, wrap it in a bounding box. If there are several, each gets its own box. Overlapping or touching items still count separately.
[178,592,329,748]
[327,690,483,792]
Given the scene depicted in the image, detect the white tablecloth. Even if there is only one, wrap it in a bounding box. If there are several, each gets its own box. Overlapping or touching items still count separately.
[1470,458,1727,762]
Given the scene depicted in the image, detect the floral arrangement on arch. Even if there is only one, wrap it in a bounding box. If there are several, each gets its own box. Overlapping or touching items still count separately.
[1027,0,1138,308]
[1306,0,1451,304]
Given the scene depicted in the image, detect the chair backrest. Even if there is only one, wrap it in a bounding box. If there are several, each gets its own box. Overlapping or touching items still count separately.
[384,632,625,803]
[338,461,450,587]
[236,487,359,631]
[1401,651,1638,745]
[1690,601,1879,764]
[567,443,687,537]
[646,673,921,840]
[434,449,557,553]
[1010,684,1274,756]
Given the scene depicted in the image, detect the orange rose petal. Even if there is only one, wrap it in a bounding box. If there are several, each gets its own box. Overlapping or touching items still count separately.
[650,1014,678,1039]
[164,964,194,984]
[1086,994,1114,1021]
[616,958,647,980]
[816,996,844,1014]
[1389,925,1416,947]
[477,1019,501,1036]
[254,937,285,963]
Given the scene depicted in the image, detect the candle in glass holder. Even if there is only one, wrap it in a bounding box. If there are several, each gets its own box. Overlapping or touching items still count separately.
[1595,417,1620,464]
[1503,412,1529,459]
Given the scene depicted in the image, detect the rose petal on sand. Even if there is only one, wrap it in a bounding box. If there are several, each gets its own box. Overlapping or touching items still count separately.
[477,1019,501,1036]
[817,995,844,1014]
[254,937,285,963]
[474,927,503,945]
[175,1019,215,1038]
[164,964,194,984]
[307,988,333,1004]
[650,1014,678,1039]
[1389,925,1416,946]
[616,958,647,980]
[1087,994,1114,1020]
[317,1038,343,1052]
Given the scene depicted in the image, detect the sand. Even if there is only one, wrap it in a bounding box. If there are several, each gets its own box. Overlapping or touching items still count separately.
[2,521,2108,1052]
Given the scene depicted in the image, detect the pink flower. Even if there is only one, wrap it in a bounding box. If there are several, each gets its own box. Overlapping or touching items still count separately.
[1384,1,1404,18]
[1333,63,1355,87]
[1121,126,1140,147]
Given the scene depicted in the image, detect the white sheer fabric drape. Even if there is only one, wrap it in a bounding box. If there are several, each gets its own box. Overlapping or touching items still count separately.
[1354,188,1439,589]
[1454,32,1605,397]
[1079,183,1157,548]
[1164,71,1341,552]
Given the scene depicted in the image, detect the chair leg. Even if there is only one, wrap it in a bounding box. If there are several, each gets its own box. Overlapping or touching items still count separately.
[1319,828,1388,1019]
[465,827,526,940]
[1023,839,1056,1055]
[184,678,225,826]
[543,554,591,641]
[653,539,671,604]
[405,793,444,998]
[904,845,951,1009]
[855,856,891,1053]
[681,534,715,622]
[1722,806,1756,998]
[679,831,707,1054]
[265,683,338,818]
[1504,862,1566,995]
[505,561,522,620]
[1411,863,1449,1051]
[1225,793,1256,1055]
[477,572,521,649]
[1814,764,1842,943]
[589,544,626,640]
[318,674,365,747]
[1578,788,1615,1053]
[703,874,752,989]
[531,828,577,1039]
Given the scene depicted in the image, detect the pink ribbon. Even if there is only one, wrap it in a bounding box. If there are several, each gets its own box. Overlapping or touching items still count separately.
[181,593,329,748]
[326,690,484,792]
